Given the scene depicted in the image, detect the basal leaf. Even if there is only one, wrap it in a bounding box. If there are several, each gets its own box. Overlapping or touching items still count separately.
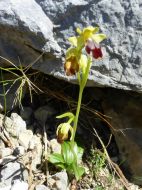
[61,142,74,165]
[73,164,85,181]
[49,153,64,164]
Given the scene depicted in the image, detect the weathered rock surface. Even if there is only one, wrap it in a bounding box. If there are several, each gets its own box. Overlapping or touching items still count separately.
[11,180,28,190]
[0,148,13,158]
[0,180,29,190]
[0,113,26,138]
[102,88,142,185]
[0,0,141,91]
[18,130,33,150]
[0,161,28,187]
[48,171,69,190]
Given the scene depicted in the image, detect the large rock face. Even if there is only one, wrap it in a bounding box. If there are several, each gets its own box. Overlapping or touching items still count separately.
[0,0,142,91]
[102,89,142,185]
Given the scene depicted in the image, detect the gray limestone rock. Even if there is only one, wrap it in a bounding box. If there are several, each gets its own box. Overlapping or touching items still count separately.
[0,162,28,187]
[102,89,142,185]
[18,130,33,150]
[0,0,61,66]
[0,113,26,138]
[0,0,141,91]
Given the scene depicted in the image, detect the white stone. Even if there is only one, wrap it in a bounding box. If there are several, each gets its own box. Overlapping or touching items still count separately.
[0,148,13,158]
[11,180,28,190]
[18,130,33,150]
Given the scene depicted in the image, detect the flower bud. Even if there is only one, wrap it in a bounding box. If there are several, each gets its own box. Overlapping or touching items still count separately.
[56,123,73,144]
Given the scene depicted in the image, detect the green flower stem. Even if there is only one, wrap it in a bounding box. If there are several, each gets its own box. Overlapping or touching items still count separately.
[72,85,84,142]
[82,56,92,89]
[72,56,92,142]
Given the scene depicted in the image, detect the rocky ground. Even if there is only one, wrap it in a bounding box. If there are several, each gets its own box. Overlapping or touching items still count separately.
[0,75,141,190]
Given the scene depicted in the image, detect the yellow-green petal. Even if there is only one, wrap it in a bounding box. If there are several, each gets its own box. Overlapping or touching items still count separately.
[79,54,88,73]
[68,36,78,47]
[83,26,99,33]
[56,123,71,137]
[92,33,107,44]
[76,27,82,34]
[82,26,99,41]
[60,123,71,134]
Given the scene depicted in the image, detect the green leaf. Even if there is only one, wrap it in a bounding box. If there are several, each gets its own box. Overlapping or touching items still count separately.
[71,142,84,162]
[56,163,66,169]
[48,153,64,164]
[61,142,74,165]
[66,164,74,174]
[73,163,85,181]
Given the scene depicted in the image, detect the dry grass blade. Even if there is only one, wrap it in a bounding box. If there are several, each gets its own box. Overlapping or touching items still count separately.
[24,52,44,73]
[0,55,43,108]
[92,127,130,190]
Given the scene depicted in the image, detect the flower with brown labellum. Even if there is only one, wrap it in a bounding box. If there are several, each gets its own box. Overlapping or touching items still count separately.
[64,56,79,76]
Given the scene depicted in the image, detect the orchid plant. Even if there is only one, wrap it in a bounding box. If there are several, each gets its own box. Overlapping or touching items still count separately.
[49,26,106,180]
